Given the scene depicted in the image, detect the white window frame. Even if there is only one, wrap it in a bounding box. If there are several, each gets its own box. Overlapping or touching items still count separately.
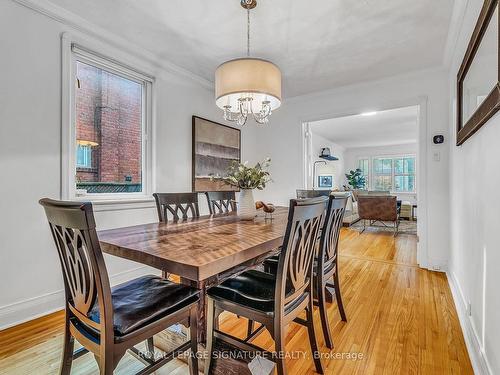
[62,34,155,202]
[357,154,416,194]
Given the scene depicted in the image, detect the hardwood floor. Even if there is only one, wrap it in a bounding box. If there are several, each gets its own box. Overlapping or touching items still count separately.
[0,229,473,374]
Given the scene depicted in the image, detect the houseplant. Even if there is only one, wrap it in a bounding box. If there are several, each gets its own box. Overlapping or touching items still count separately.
[345,168,366,189]
[215,158,272,220]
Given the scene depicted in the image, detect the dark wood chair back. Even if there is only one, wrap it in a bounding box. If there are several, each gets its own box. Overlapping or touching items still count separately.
[296,189,331,199]
[153,192,200,222]
[275,197,326,310]
[205,191,236,214]
[318,196,347,273]
[39,198,113,336]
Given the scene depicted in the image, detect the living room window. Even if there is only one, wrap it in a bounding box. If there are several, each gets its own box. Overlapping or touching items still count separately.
[373,158,393,191]
[394,156,415,192]
[357,158,369,188]
[62,40,154,201]
[365,155,416,193]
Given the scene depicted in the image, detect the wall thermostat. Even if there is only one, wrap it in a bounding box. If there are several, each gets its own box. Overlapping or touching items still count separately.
[433,135,444,144]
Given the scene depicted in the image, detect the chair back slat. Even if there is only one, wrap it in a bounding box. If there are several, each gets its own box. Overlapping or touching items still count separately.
[276,198,326,309]
[153,193,200,222]
[39,199,112,327]
[205,191,236,214]
[319,196,347,271]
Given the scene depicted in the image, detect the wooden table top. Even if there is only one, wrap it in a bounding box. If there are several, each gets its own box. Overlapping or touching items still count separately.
[98,207,288,282]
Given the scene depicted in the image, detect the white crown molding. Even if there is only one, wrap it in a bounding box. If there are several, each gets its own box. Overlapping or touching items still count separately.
[447,270,493,375]
[0,266,160,330]
[442,0,470,68]
[11,0,214,90]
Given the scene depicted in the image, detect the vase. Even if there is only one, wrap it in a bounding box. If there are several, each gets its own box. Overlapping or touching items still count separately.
[238,189,257,220]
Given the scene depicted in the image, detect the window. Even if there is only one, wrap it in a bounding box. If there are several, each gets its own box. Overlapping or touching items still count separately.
[63,39,154,200]
[76,144,92,168]
[357,158,369,189]
[367,155,416,193]
[373,158,393,191]
[394,157,416,192]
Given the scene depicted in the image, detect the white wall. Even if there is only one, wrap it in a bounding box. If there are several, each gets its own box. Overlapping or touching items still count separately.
[0,0,256,328]
[309,132,345,190]
[447,1,500,374]
[251,68,449,270]
[344,143,418,204]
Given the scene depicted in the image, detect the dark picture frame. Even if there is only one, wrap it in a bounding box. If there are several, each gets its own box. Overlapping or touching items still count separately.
[457,0,500,145]
[318,175,333,188]
[192,116,241,192]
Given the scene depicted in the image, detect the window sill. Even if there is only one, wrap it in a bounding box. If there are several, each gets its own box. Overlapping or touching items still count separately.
[72,196,156,212]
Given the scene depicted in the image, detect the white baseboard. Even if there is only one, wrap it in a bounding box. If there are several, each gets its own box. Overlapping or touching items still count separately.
[0,266,159,330]
[446,270,493,375]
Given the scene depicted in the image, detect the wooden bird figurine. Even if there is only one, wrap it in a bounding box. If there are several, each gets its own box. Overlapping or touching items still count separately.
[255,201,276,221]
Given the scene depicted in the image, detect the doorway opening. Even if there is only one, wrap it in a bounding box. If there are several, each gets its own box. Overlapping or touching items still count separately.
[302,103,427,267]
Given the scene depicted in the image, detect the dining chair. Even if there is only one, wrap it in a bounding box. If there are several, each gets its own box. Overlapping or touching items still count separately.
[153,192,200,222]
[314,196,347,348]
[205,191,236,214]
[204,197,327,375]
[39,198,200,375]
[258,195,348,349]
[296,189,331,199]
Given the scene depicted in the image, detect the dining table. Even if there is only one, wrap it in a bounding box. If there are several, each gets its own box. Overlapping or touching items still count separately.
[98,206,289,372]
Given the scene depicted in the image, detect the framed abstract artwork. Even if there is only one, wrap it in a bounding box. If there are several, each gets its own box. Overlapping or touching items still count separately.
[192,116,241,192]
[457,0,500,145]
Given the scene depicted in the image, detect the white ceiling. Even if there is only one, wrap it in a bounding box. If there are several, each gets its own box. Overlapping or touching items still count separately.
[48,0,454,97]
[311,105,418,148]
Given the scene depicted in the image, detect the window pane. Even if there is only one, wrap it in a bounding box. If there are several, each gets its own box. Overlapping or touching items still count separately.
[383,159,392,173]
[373,175,392,191]
[355,159,368,189]
[75,61,143,194]
[373,158,392,174]
[394,158,404,174]
[408,175,415,191]
[373,158,382,174]
[405,157,415,174]
[395,176,406,192]
[395,175,415,192]
[358,159,369,174]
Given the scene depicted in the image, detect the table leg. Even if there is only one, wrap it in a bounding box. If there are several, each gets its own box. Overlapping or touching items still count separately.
[180,276,216,344]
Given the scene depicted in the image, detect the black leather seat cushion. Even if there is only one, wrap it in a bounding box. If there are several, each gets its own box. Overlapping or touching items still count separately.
[208,270,292,313]
[89,275,199,336]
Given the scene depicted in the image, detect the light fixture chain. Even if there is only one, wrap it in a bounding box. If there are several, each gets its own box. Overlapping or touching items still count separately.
[247,8,250,57]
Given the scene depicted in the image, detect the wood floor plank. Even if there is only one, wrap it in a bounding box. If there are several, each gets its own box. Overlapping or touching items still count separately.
[0,229,473,374]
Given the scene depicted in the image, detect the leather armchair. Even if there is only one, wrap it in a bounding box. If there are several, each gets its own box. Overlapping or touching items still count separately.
[357,195,399,236]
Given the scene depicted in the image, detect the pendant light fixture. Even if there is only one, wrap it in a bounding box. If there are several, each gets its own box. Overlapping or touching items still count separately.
[215,0,282,126]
